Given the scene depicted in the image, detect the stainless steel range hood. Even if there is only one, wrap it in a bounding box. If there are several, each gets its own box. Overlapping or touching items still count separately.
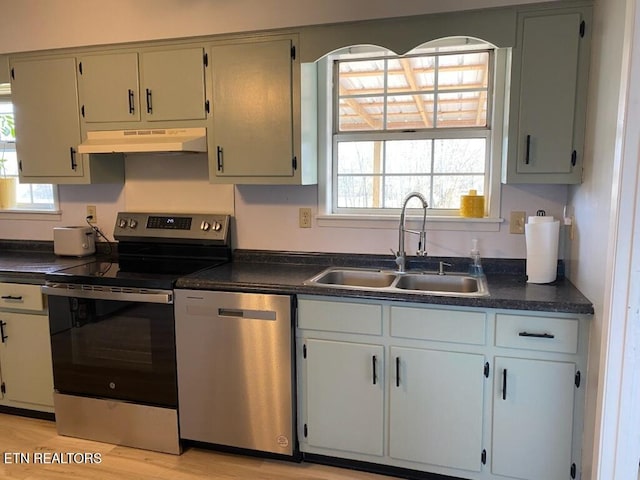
[77,127,207,154]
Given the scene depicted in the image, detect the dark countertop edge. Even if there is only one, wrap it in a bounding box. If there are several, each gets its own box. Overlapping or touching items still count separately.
[175,277,595,315]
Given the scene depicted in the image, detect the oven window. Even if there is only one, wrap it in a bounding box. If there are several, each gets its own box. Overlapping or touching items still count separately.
[48,296,177,408]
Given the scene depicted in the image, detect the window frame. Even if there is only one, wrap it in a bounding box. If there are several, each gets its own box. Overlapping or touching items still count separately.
[316,41,509,232]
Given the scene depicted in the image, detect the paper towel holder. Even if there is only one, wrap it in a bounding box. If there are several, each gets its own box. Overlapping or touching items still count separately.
[536,209,546,216]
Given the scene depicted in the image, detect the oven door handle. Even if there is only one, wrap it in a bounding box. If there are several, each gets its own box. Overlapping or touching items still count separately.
[41,285,174,304]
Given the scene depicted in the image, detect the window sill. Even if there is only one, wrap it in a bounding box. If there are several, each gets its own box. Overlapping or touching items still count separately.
[316,214,504,232]
[0,209,62,220]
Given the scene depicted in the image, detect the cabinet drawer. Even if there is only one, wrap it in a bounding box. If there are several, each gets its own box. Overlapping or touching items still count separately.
[0,283,45,312]
[390,307,486,345]
[495,314,579,354]
[298,299,382,335]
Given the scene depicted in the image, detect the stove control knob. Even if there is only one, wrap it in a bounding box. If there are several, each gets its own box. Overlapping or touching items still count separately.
[212,221,222,232]
[118,218,127,228]
[200,221,211,231]
[129,219,138,229]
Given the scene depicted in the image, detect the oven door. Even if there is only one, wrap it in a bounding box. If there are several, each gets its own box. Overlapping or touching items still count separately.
[43,284,177,408]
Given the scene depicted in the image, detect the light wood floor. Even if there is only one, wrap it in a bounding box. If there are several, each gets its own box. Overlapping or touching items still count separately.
[0,413,398,480]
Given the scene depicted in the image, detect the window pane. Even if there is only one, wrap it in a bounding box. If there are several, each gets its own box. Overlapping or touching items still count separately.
[432,175,484,209]
[383,176,431,208]
[338,96,384,131]
[434,138,485,173]
[436,92,487,127]
[385,140,432,174]
[337,175,377,208]
[386,94,435,129]
[337,141,382,174]
[338,59,385,95]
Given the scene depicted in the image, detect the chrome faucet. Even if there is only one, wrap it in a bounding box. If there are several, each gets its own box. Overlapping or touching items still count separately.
[394,192,429,273]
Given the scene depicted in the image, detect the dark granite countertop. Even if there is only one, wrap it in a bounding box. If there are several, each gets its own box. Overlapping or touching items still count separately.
[0,241,100,284]
[177,251,594,315]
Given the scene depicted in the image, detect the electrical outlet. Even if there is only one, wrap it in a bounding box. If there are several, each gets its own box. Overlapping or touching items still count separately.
[509,211,525,234]
[299,208,312,228]
[86,205,97,224]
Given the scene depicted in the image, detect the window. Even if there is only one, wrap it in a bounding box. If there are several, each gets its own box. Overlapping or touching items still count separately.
[320,39,506,223]
[0,84,57,212]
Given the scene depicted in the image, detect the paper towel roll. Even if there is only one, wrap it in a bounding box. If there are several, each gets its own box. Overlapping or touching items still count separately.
[525,215,560,284]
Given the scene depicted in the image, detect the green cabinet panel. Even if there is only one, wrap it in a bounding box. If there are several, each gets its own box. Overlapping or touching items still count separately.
[210,38,294,179]
[78,46,206,125]
[11,57,84,178]
[492,357,576,480]
[304,339,384,456]
[503,7,591,184]
[141,47,207,122]
[389,347,485,472]
[78,52,140,122]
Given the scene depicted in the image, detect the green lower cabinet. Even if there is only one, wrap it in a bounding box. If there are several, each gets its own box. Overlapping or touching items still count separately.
[389,347,485,472]
[492,357,577,480]
[304,338,384,456]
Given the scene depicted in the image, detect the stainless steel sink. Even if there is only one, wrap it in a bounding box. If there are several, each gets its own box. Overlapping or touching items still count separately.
[395,273,484,294]
[309,268,396,288]
[304,267,489,297]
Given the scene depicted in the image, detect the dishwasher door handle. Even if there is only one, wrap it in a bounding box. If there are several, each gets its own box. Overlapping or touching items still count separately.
[218,308,276,321]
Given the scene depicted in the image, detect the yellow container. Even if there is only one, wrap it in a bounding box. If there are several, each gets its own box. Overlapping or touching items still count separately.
[460,190,484,218]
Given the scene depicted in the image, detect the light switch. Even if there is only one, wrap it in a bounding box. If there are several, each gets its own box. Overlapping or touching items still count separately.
[509,211,525,234]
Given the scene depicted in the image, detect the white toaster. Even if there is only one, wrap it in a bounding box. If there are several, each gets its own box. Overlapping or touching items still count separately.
[53,226,96,257]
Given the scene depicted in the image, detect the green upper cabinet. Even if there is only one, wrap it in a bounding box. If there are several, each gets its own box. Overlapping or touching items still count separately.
[77,52,140,122]
[11,57,84,179]
[10,56,124,184]
[77,46,207,125]
[503,7,592,184]
[208,36,317,185]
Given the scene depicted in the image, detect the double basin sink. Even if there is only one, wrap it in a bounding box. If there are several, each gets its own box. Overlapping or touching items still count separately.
[304,267,489,297]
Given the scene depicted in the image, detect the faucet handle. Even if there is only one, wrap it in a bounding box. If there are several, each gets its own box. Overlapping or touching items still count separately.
[438,261,452,275]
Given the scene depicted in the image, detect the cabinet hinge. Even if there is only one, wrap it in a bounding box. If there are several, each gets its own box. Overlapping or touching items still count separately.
[78,61,83,75]
[571,462,577,479]
[579,20,586,38]
[203,52,209,67]
[292,156,298,171]
[571,150,577,167]
[575,370,581,388]
[303,423,308,438]
[0,382,5,394]
[481,449,487,465]
[18,160,22,172]
[484,362,490,378]
[205,100,210,114]
[10,67,15,80]
[291,46,296,60]
[303,343,307,358]
[81,105,85,118]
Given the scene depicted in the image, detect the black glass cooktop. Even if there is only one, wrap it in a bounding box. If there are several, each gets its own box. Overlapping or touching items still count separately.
[45,258,227,290]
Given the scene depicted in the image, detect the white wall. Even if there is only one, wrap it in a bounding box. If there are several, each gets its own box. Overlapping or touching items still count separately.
[567,0,628,477]
[0,0,556,54]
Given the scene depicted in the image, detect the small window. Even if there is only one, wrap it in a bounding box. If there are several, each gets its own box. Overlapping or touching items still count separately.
[0,84,58,212]
[321,39,504,220]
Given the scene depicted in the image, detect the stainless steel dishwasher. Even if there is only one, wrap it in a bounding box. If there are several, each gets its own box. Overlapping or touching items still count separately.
[175,290,295,456]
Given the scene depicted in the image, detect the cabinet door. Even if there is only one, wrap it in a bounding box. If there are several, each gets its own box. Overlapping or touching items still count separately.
[11,57,84,178]
[0,312,54,407]
[78,52,140,122]
[492,357,575,480]
[389,347,485,472]
[303,339,384,456]
[504,10,590,185]
[141,47,207,121]
[210,39,294,178]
